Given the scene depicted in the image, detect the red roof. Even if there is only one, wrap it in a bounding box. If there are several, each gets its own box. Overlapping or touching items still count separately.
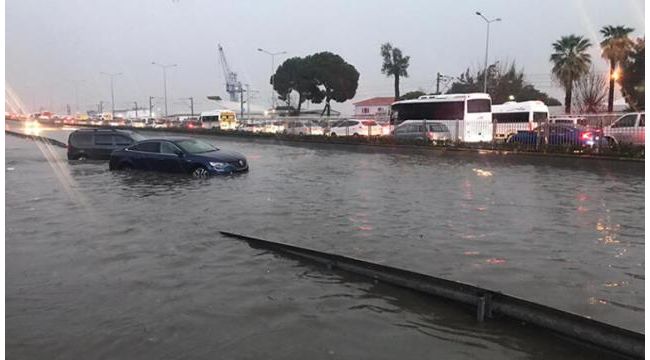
[353,97,395,107]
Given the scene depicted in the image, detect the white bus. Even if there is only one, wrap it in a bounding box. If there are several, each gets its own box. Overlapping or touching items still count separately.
[491,101,549,141]
[390,93,492,142]
[199,110,238,130]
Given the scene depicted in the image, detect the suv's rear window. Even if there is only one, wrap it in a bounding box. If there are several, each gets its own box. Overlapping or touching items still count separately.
[113,135,133,146]
[70,132,93,147]
[94,134,113,145]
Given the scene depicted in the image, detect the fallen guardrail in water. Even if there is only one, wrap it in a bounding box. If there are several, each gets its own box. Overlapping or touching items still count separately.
[5,130,68,148]
[220,231,643,358]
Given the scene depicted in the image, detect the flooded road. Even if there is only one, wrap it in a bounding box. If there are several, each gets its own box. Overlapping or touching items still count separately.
[5,128,644,359]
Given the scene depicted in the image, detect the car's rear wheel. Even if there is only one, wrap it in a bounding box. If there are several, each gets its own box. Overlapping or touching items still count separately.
[604,137,617,149]
[192,166,209,178]
[120,162,134,171]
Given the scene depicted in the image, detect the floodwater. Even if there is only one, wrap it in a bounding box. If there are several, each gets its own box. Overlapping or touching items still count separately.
[5,127,644,359]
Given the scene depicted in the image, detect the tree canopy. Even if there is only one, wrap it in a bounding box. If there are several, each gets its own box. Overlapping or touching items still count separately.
[446,61,561,105]
[272,57,322,114]
[380,43,410,100]
[399,90,426,100]
[272,52,359,116]
[600,25,635,112]
[550,34,592,113]
[573,67,608,113]
[619,37,645,111]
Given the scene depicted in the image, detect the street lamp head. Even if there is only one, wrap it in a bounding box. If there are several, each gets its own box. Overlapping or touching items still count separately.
[151,61,156,65]
[475,11,481,15]
[257,48,264,52]
[495,18,502,22]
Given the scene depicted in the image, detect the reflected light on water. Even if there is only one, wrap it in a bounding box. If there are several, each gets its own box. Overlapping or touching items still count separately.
[486,258,506,265]
[24,120,42,135]
[472,168,493,177]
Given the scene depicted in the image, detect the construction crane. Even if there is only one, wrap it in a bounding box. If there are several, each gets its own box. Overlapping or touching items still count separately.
[217,44,241,102]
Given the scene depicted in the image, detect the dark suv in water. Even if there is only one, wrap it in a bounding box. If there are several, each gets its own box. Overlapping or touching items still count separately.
[67,129,145,160]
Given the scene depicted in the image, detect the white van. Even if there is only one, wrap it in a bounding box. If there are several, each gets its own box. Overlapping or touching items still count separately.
[492,101,549,141]
[199,110,238,130]
[603,112,645,146]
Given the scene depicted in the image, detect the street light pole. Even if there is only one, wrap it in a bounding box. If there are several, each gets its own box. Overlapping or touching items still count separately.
[100,72,122,117]
[152,62,178,117]
[475,12,501,93]
[257,48,287,109]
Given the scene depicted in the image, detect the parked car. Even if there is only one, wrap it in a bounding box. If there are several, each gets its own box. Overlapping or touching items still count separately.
[393,121,451,143]
[329,119,382,136]
[507,124,596,147]
[152,119,169,128]
[238,123,264,133]
[108,118,126,127]
[67,128,145,160]
[549,117,588,126]
[181,119,201,129]
[89,118,103,126]
[262,121,285,134]
[109,137,248,177]
[283,121,324,135]
[603,112,645,146]
[62,116,76,125]
[130,119,146,128]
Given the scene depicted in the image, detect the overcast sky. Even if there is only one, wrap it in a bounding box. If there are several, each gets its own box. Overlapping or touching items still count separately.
[5,0,645,115]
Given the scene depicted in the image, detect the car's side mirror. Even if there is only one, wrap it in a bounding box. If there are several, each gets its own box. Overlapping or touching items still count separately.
[175,150,184,157]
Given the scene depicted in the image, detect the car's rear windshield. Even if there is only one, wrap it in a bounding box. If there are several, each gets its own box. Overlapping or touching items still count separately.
[176,139,218,154]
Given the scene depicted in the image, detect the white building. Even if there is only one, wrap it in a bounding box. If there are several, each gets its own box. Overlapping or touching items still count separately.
[352,97,395,119]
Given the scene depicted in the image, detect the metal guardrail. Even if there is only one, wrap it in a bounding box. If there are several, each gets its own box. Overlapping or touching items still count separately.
[220,231,644,359]
[5,130,68,148]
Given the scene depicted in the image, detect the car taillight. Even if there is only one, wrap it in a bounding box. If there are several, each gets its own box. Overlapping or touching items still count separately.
[581,132,593,140]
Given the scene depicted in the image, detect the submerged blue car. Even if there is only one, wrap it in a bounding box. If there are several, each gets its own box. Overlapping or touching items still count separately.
[109,137,248,177]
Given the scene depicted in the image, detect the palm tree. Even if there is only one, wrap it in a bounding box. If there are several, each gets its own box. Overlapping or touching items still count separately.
[550,35,592,114]
[380,43,410,100]
[600,25,635,112]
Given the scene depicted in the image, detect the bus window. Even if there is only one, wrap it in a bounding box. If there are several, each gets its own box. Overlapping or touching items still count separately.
[467,99,491,113]
[494,112,529,123]
[393,102,464,121]
[533,112,548,122]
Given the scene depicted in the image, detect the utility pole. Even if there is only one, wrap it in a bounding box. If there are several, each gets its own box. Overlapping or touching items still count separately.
[436,73,441,95]
[239,87,245,119]
[98,101,104,114]
[152,62,178,117]
[100,72,122,118]
[149,96,154,118]
[476,11,501,93]
[245,84,250,118]
[134,101,138,119]
[189,97,194,116]
[257,48,287,109]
